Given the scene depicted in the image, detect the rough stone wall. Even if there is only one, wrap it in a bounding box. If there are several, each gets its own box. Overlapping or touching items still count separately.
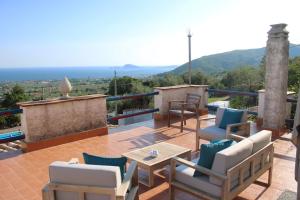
[19,95,107,143]
[263,24,289,129]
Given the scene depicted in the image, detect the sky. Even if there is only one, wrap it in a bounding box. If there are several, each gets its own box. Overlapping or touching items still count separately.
[0,0,300,67]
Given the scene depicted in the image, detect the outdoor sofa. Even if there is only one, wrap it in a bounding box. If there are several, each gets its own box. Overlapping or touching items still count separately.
[170,130,274,200]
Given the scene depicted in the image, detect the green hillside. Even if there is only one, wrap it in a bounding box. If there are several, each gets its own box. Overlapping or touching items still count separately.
[169,44,300,75]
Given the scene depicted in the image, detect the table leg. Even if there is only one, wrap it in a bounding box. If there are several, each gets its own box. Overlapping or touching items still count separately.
[186,151,192,161]
[137,166,155,187]
[148,167,154,187]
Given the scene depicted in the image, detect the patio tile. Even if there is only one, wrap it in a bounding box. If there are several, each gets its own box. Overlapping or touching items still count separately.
[0,118,297,200]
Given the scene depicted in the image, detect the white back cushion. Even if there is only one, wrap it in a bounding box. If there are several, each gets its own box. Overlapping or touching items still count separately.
[240,110,248,123]
[215,108,225,127]
[209,138,253,186]
[49,161,121,200]
[248,130,272,153]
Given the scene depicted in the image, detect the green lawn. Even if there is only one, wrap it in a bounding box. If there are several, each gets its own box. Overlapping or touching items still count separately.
[208,96,229,103]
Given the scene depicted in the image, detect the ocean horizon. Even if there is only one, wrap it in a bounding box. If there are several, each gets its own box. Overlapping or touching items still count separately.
[0,66,176,82]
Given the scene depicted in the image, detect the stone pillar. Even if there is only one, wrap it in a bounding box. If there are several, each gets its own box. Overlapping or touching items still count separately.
[258,89,295,119]
[154,85,208,119]
[263,24,289,130]
[18,94,108,151]
[258,90,265,119]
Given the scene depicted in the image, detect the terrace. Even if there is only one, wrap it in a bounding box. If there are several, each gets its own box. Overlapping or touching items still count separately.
[0,24,298,200]
[0,118,297,200]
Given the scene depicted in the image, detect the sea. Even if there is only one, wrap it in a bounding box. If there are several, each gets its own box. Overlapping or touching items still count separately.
[0,66,176,82]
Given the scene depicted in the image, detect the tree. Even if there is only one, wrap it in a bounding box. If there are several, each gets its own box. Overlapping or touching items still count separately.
[229,96,257,109]
[108,76,141,96]
[151,74,184,87]
[2,85,29,108]
[0,85,29,128]
[220,66,263,91]
[217,66,263,109]
[182,71,208,85]
[107,77,152,114]
[288,56,300,92]
[259,55,266,85]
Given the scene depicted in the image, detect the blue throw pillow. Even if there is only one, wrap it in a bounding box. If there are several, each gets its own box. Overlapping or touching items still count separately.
[219,108,244,131]
[193,139,235,177]
[83,153,127,180]
[210,139,237,146]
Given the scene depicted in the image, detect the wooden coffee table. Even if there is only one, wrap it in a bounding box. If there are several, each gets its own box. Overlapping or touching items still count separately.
[122,142,191,187]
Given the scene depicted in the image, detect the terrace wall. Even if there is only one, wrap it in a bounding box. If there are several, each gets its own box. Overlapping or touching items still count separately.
[18,94,107,151]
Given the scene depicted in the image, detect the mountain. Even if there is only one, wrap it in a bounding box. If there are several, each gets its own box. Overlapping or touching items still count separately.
[169,44,300,75]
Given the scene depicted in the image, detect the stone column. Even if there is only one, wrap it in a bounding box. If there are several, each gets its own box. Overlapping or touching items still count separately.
[263,24,289,130]
[258,89,295,119]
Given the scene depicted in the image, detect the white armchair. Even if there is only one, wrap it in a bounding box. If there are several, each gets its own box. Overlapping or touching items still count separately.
[42,160,139,200]
[196,107,250,151]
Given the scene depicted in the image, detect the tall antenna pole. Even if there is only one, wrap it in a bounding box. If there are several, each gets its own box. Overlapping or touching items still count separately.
[42,87,45,100]
[114,69,118,114]
[188,30,192,85]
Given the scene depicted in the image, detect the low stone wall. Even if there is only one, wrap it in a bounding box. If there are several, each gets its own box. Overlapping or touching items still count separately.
[18,94,107,144]
[154,85,208,118]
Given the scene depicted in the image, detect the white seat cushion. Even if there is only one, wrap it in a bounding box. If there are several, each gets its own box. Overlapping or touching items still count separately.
[175,159,222,198]
[199,108,248,142]
[49,161,122,200]
[198,125,226,141]
[209,138,253,186]
[248,130,272,153]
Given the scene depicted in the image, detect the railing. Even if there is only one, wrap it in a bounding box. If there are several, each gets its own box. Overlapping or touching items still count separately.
[1,83,110,101]
[206,88,258,116]
[0,108,24,145]
[287,98,298,103]
[205,104,258,116]
[207,89,258,97]
[0,108,23,130]
[107,91,159,101]
[107,91,159,123]
[208,88,298,104]
[108,108,159,121]
[0,108,23,116]
[286,97,298,129]
[207,88,299,129]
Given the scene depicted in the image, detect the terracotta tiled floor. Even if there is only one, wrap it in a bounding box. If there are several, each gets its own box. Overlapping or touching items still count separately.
[0,117,297,200]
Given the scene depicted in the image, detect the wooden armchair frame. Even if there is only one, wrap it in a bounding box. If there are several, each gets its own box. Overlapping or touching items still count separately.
[168,93,201,132]
[169,137,274,200]
[42,161,139,200]
[195,115,251,151]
